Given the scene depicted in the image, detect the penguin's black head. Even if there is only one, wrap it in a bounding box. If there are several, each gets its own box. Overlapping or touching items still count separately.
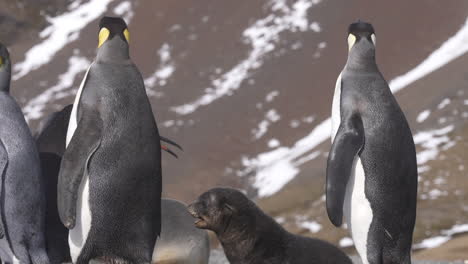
[98,16,129,48]
[0,43,11,71]
[347,20,376,50]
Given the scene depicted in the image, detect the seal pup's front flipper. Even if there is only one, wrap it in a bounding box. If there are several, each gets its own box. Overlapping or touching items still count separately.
[58,113,102,229]
[326,111,364,227]
[0,139,7,238]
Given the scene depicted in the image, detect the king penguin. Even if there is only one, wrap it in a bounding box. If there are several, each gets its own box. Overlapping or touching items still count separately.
[326,21,418,264]
[35,105,73,264]
[0,43,50,263]
[58,17,163,263]
[35,104,181,264]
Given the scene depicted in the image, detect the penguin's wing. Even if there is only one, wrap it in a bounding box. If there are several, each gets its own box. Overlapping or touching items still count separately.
[0,139,7,238]
[35,104,73,156]
[58,112,102,229]
[326,111,364,227]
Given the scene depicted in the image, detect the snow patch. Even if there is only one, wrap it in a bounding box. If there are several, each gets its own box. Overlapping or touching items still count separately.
[13,0,113,80]
[172,0,322,115]
[414,125,455,166]
[23,54,90,121]
[275,217,286,224]
[252,109,281,139]
[437,98,451,109]
[414,224,468,249]
[241,119,330,197]
[299,220,322,233]
[339,237,354,248]
[389,18,468,93]
[309,22,321,32]
[113,1,134,23]
[145,43,176,97]
[268,139,280,148]
[416,110,431,123]
[265,91,280,102]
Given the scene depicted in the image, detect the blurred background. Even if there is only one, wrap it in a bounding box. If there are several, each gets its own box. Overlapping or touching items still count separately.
[2,0,467,261]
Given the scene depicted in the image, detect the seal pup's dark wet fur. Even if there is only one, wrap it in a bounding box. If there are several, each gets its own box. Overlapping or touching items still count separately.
[188,187,352,264]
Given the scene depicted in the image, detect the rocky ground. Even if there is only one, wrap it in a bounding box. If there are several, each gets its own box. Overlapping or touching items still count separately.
[208,248,468,264]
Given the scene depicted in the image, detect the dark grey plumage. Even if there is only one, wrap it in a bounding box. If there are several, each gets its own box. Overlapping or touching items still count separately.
[0,43,50,264]
[327,21,417,264]
[58,17,162,263]
[153,199,210,264]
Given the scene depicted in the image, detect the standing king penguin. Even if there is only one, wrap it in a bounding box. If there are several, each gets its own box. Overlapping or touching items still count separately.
[58,17,162,263]
[327,21,417,264]
[0,44,50,263]
[35,105,73,264]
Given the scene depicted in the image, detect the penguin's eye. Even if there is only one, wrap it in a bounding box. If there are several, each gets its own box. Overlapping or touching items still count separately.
[98,27,110,48]
[123,28,130,43]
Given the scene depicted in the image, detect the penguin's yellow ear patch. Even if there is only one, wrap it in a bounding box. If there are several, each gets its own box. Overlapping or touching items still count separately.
[98,27,110,48]
[123,29,130,43]
[0,56,3,66]
[347,34,356,51]
[371,33,376,46]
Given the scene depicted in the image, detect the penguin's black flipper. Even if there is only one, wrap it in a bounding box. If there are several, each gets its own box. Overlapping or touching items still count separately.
[160,136,183,151]
[326,112,364,227]
[0,139,7,238]
[58,113,102,229]
[35,104,73,156]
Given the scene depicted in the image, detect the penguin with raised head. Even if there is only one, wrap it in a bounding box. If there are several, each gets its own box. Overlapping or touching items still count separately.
[35,104,182,263]
[326,21,417,264]
[58,17,163,263]
[0,43,50,263]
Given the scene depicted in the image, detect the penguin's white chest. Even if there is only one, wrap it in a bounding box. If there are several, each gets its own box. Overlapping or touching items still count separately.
[343,159,373,264]
[66,65,93,262]
[331,72,373,264]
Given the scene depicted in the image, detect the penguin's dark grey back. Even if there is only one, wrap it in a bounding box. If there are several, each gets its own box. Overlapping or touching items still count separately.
[153,199,210,264]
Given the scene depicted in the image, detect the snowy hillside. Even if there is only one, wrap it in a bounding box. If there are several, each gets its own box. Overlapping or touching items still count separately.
[2,0,468,260]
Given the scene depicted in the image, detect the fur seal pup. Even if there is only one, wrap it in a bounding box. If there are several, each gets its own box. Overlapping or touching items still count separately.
[188,187,352,264]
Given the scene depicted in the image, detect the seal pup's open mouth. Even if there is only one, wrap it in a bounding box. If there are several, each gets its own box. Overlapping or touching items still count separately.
[187,204,207,228]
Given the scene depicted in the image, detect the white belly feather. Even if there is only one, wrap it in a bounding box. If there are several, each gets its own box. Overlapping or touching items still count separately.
[66,64,93,262]
[331,71,373,264]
